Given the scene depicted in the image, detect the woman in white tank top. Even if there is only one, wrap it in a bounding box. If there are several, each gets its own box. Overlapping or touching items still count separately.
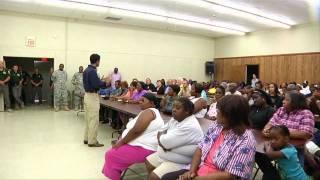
[102,93,164,180]
[190,83,207,118]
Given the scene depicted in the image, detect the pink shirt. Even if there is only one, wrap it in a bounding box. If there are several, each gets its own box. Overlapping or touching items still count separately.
[110,72,121,88]
[197,131,225,176]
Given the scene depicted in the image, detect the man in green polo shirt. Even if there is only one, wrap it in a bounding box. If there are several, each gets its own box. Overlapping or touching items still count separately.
[31,68,43,104]
[10,65,24,108]
[0,61,12,112]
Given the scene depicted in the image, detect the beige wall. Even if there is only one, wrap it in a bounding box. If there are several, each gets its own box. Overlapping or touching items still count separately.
[0,11,215,87]
[215,23,320,58]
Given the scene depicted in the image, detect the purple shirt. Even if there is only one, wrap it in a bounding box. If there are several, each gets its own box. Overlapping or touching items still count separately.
[131,90,147,101]
[198,121,256,180]
[269,107,314,135]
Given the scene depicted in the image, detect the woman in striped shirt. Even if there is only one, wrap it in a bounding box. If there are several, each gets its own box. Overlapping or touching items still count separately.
[162,95,256,180]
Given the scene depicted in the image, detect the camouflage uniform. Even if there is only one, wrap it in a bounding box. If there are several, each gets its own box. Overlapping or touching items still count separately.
[71,72,85,110]
[51,70,68,109]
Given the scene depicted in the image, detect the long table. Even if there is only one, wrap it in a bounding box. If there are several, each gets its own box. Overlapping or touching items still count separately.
[100,98,213,132]
[99,98,306,153]
[100,98,171,120]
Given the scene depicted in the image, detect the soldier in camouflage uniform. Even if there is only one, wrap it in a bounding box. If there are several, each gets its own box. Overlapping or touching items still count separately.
[71,66,85,111]
[51,64,69,111]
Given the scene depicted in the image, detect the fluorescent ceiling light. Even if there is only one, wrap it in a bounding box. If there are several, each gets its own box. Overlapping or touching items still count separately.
[110,9,167,22]
[170,12,251,32]
[41,0,247,35]
[35,0,74,9]
[173,0,293,29]
[168,18,245,35]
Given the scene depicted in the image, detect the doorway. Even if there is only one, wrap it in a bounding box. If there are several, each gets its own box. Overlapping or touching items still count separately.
[3,56,54,105]
[246,65,259,85]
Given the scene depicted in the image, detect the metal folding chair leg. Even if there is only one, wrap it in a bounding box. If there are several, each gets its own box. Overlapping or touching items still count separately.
[120,168,146,180]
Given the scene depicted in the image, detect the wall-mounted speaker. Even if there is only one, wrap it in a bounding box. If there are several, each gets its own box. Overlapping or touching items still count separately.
[205,61,214,75]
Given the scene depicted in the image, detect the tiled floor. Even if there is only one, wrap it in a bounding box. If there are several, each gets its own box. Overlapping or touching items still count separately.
[0,105,263,180]
[0,105,118,179]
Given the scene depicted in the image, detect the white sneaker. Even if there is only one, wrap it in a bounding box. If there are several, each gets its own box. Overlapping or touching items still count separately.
[6,109,13,112]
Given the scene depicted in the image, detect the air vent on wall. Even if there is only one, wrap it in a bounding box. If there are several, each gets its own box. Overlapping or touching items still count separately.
[104,16,122,21]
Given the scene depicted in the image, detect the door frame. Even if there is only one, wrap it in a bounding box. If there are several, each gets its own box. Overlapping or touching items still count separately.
[245,64,259,85]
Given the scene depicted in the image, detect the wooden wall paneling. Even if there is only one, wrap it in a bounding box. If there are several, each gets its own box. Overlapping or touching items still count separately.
[304,55,313,84]
[232,58,244,82]
[258,56,265,82]
[312,55,320,83]
[296,55,304,84]
[287,55,297,83]
[214,52,320,84]
[271,56,278,83]
[263,56,272,83]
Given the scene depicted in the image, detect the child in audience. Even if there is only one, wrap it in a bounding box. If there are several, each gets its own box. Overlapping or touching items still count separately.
[265,125,308,180]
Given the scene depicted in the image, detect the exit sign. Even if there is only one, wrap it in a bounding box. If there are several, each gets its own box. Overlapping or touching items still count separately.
[25,36,36,47]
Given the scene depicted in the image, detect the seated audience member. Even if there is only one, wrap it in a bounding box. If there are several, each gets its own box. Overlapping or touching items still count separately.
[287,83,298,93]
[305,129,320,177]
[309,88,320,129]
[306,129,320,157]
[257,92,315,180]
[146,78,156,92]
[279,82,288,96]
[300,80,312,96]
[178,79,191,97]
[239,81,246,89]
[162,95,256,180]
[249,89,275,130]
[102,93,164,180]
[145,97,203,180]
[190,83,207,118]
[160,84,180,115]
[110,80,122,97]
[268,83,283,109]
[242,86,254,106]
[263,82,270,92]
[156,80,165,95]
[220,81,228,90]
[119,81,137,100]
[208,87,216,95]
[255,81,263,90]
[119,81,129,96]
[225,83,241,95]
[164,79,173,95]
[265,125,308,180]
[129,81,147,103]
[200,89,208,102]
[205,86,225,120]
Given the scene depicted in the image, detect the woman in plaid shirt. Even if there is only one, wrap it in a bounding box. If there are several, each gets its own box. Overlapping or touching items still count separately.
[256,92,314,180]
[162,95,256,180]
